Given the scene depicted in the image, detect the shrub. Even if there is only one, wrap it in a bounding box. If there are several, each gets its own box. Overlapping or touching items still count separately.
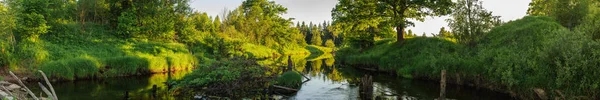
[174,58,271,97]
[324,39,335,48]
[478,16,600,98]
[275,71,303,88]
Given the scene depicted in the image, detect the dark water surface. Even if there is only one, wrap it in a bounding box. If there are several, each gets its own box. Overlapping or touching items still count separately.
[27,54,512,100]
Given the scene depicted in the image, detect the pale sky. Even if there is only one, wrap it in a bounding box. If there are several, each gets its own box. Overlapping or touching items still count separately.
[189,0,532,36]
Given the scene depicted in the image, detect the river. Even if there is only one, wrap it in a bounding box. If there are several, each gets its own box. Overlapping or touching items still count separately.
[27,54,513,100]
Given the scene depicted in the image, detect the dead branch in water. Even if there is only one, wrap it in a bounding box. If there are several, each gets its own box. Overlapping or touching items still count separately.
[272,85,298,92]
[39,70,58,100]
[9,71,38,100]
[38,82,54,99]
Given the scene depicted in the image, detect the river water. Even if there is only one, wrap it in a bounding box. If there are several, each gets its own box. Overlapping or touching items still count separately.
[27,54,513,100]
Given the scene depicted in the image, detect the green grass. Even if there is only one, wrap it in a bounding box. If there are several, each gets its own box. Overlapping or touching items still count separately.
[40,56,101,80]
[12,23,198,80]
[240,43,280,59]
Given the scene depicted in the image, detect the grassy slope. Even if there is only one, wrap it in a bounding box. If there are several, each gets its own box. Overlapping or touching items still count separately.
[33,26,196,80]
[19,24,332,80]
[336,16,600,99]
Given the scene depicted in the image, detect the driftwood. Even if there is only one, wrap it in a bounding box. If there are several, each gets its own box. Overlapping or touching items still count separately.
[37,82,54,99]
[533,88,548,100]
[359,75,373,100]
[39,70,58,100]
[439,70,447,100]
[1,85,13,97]
[6,71,58,100]
[272,85,298,92]
[9,71,38,100]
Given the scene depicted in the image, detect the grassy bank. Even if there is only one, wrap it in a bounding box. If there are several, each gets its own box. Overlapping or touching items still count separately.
[337,16,600,99]
[3,23,332,81]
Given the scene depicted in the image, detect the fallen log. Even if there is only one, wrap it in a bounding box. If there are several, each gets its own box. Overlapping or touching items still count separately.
[272,85,298,92]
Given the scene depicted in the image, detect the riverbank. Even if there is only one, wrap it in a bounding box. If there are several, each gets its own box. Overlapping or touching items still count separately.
[336,16,600,100]
[1,28,333,81]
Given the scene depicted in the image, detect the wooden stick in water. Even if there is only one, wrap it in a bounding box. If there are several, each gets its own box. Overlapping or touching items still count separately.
[439,70,447,100]
[38,70,58,100]
[38,82,54,99]
[9,71,39,100]
[272,85,298,92]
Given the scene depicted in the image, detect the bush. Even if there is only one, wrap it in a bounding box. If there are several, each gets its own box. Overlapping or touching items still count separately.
[275,71,303,88]
[174,58,271,97]
[338,37,464,78]
[478,16,600,98]
[324,39,335,48]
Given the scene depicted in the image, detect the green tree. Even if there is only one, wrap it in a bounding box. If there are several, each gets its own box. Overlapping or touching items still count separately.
[311,24,322,45]
[577,1,600,39]
[0,1,17,67]
[332,0,453,43]
[213,16,222,32]
[14,0,50,42]
[324,39,335,48]
[116,9,139,38]
[528,0,591,30]
[446,0,501,47]
[224,0,305,47]
[438,27,452,38]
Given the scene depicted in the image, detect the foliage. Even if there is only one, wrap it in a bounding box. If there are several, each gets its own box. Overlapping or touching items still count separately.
[527,0,593,29]
[324,39,335,48]
[337,37,464,78]
[225,0,305,48]
[339,15,600,99]
[332,0,453,42]
[446,0,502,47]
[576,2,600,39]
[437,27,452,38]
[14,0,50,42]
[40,56,101,80]
[0,2,17,68]
[478,16,599,98]
[116,9,139,38]
[174,58,272,97]
[310,25,323,46]
[275,71,303,88]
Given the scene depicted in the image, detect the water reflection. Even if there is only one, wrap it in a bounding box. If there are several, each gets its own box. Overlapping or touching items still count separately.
[27,69,192,100]
[286,54,512,100]
[26,54,511,100]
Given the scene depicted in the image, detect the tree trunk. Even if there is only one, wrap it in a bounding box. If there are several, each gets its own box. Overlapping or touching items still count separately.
[396,26,405,42]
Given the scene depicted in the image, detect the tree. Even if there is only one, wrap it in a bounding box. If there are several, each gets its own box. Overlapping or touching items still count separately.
[438,27,452,38]
[528,0,592,30]
[14,0,50,42]
[332,0,453,43]
[577,1,600,39]
[407,29,414,37]
[311,24,322,45]
[213,16,221,32]
[224,0,305,47]
[446,0,501,47]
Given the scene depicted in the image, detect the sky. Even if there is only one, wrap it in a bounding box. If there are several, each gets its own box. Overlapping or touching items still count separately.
[189,0,532,36]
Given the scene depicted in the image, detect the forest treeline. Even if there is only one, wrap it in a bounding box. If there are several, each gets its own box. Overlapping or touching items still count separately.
[335,0,600,99]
